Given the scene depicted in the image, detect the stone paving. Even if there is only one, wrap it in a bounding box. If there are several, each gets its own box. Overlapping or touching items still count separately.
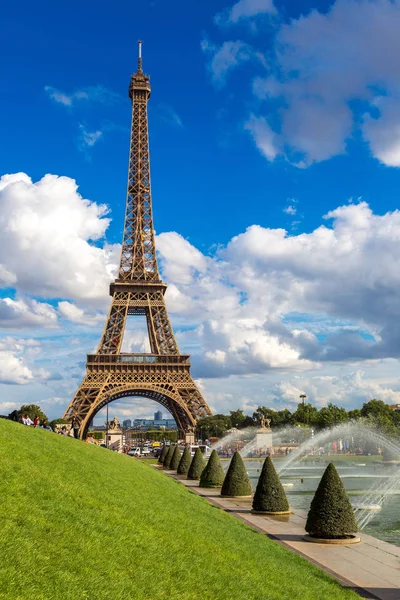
[160,468,400,600]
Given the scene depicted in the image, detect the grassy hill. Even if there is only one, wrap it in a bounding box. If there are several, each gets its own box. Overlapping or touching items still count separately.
[0,419,357,600]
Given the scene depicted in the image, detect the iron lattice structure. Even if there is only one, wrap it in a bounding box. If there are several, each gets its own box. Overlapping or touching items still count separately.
[63,43,212,439]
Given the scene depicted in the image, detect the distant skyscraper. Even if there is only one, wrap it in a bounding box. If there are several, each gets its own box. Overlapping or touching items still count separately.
[154,410,163,421]
[123,419,132,428]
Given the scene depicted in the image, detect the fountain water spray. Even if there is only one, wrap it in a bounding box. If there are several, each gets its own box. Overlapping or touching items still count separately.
[275,421,400,529]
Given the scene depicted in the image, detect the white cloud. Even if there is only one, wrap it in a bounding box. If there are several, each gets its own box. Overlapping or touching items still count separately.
[0,338,49,385]
[156,200,400,378]
[215,0,276,25]
[283,205,296,216]
[211,0,400,166]
[78,125,103,148]
[0,297,58,329]
[156,232,207,284]
[58,301,104,326]
[44,85,120,107]
[201,39,254,86]
[3,170,400,413]
[245,115,280,161]
[0,173,119,303]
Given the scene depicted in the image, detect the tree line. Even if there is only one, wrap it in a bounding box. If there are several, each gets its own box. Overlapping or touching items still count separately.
[196,399,400,438]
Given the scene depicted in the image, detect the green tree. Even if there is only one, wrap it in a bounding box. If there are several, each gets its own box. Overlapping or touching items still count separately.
[19,405,48,423]
[347,409,362,421]
[361,399,397,435]
[177,446,192,475]
[306,463,357,539]
[164,430,178,443]
[158,445,168,464]
[252,457,289,513]
[221,451,252,497]
[196,414,232,439]
[199,450,225,488]
[317,404,348,429]
[163,445,175,469]
[229,409,254,429]
[291,402,318,427]
[187,448,206,480]
[170,445,181,470]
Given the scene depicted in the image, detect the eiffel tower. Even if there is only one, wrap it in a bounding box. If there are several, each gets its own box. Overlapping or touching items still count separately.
[63,42,212,441]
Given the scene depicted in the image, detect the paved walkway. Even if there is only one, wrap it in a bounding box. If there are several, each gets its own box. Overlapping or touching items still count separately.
[161,468,400,600]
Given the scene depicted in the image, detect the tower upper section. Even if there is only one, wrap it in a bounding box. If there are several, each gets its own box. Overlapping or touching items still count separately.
[117,41,160,285]
[129,41,151,100]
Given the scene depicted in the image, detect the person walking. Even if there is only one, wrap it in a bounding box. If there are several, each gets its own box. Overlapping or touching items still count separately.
[71,418,79,439]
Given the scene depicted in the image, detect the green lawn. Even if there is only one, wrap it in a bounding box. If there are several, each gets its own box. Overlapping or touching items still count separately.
[0,420,358,600]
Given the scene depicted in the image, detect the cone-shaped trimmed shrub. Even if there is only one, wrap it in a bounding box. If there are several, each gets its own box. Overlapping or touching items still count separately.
[170,445,182,470]
[221,451,252,497]
[163,445,175,469]
[158,445,168,464]
[199,450,225,488]
[177,446,192,476]
[306,462,357,539]
[187,448,206,480]
[252,456,289,513]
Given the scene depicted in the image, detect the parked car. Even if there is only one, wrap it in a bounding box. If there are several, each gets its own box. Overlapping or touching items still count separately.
[128,447,141,457]
[188,444,212,458]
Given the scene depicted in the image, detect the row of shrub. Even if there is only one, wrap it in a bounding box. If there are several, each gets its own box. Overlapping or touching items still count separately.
[158,445,357,540]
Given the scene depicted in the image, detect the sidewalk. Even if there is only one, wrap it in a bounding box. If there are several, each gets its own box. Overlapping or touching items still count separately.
[163,469,400,600]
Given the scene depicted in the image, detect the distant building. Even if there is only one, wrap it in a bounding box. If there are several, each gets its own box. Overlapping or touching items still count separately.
[132,417,176,430]
[123,419,132,428]
[154,410,163,421]
[390,404,400,412]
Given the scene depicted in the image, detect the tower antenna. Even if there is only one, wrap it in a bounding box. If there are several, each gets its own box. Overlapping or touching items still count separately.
[138,40,143,73]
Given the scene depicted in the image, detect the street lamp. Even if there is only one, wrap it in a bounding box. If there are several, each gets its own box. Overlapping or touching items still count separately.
[299,394,307,427]
[106,402,109,449]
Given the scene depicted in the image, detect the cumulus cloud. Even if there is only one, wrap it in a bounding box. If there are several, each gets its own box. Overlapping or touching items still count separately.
[210,0,400,166]
[58,301,104,326]
[0,297,58,329]
[156,200,400,378]
[0,173,119,303]
[0,338,49,384]
[3,169,400,412]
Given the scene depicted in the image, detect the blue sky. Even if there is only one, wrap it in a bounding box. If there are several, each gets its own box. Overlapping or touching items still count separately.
[2,0,400,423]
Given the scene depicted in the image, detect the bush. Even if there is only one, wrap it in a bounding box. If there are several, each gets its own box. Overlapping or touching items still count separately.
[187,448,206,480]
[221,451,252,497]
[200,450,225,488]
[306,462,357,539]
[163,445,175,469]
[177,446,192,476]
[252,457,289,513]
[170,445,182,470]
[158,445,168,464]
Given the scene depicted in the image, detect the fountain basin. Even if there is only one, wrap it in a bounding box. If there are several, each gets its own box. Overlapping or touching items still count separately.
[251,509,291,515]
[303,534,361,545]
[220,494,252,499]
